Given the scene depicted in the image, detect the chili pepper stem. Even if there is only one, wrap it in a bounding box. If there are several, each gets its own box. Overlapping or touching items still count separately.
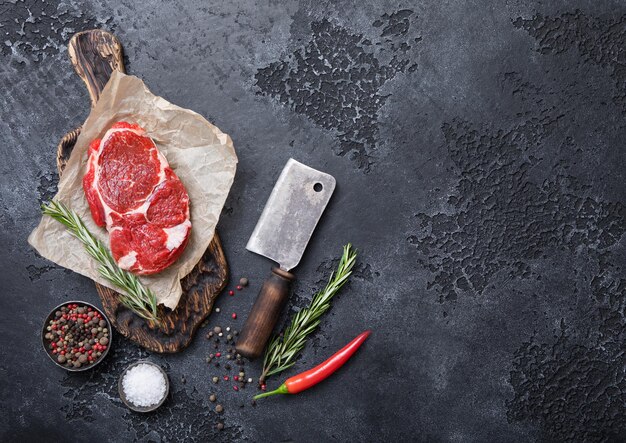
[253,383,289,400]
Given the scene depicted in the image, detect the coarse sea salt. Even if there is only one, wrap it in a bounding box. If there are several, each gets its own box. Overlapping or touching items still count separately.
[122,363,167,407]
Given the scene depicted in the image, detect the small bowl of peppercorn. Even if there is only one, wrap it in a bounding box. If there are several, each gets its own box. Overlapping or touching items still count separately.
[42,301,112,371]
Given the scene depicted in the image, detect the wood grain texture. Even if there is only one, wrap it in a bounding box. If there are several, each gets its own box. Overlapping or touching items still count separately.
[235,267,294,359]
[57,30,228,353]
[68,29,125,106]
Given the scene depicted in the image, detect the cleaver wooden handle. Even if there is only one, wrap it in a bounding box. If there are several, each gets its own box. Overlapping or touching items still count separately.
[235,268,295,359]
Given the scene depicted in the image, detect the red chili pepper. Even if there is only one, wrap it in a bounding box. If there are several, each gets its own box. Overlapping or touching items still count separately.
[254,330,371,400]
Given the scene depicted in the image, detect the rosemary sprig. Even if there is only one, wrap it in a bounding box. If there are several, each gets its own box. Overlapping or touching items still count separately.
[41,200,160,323]
[260,244,357,383]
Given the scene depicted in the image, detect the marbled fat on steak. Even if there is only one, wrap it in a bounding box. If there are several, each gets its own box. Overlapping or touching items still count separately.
[83,122,191,275]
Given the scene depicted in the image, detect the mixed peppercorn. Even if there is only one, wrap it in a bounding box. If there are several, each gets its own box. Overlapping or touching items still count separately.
[43,303,110,369]
[205,277,263,431]
[205,324,252,391]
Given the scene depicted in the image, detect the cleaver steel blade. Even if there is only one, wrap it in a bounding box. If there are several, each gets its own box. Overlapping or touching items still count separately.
[246,158,336,271]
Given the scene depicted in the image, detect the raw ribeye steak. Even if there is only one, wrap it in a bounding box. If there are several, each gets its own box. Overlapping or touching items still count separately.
[83,122,191,275]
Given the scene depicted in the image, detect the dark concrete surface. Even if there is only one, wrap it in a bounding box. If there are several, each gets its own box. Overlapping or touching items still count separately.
[1,0,625,441]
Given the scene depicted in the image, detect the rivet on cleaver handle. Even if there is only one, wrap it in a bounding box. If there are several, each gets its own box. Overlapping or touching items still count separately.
[236,159,336,359]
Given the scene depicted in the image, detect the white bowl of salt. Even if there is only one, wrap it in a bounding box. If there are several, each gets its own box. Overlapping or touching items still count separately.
[119,360,169,412]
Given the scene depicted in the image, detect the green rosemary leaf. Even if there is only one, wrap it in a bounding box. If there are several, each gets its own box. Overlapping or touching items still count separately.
[259,244,357,383]
[41,200,160,323]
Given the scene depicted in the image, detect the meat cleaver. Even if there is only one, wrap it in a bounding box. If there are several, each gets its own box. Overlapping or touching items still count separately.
[235,159,336,359]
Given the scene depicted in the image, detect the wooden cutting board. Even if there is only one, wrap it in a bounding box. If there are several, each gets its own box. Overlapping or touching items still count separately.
[56,30,228,353]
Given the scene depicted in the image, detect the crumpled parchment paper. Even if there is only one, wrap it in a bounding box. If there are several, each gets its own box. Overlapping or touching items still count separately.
[28,71,237,309]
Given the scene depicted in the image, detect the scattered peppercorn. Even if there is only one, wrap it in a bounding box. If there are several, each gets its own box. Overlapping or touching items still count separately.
[233,386,239,391]
[239,277,248,287]
[217,423,224,431]
[231,313,237,319]
[215,308,221,313]
[228,290,234,296]
[213,326,222,334]
[215,404,224,413]
[209,394,217,402]
[236,285,243,290]
[212,376,219,383]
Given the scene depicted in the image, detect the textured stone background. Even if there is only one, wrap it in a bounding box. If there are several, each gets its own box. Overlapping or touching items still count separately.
[1,0,625,442]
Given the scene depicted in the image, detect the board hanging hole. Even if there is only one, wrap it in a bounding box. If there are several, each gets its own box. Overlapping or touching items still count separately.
[313,182,323,192]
